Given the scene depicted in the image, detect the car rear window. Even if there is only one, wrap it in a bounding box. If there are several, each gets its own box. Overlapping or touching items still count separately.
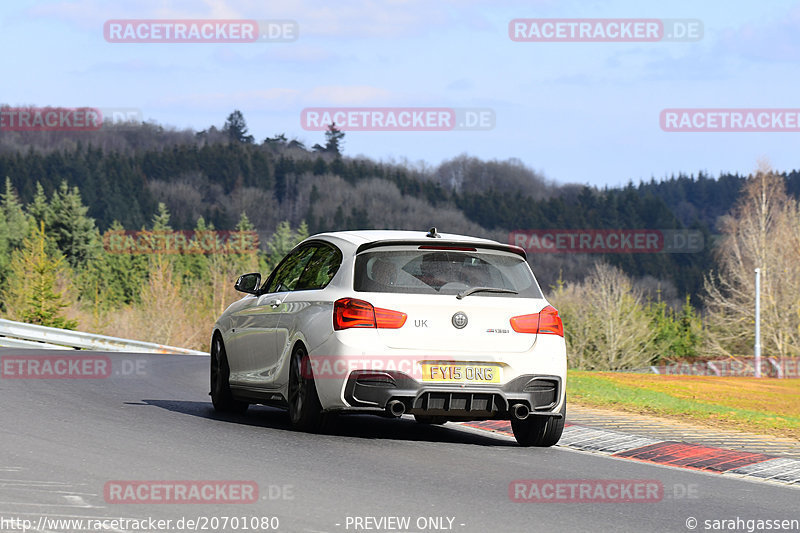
[353,248,543,298]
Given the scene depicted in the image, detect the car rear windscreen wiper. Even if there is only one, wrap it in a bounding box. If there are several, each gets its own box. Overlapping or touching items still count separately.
[456,287,519,299]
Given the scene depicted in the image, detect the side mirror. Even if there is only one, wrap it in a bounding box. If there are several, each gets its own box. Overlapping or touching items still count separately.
[234,273,262,294]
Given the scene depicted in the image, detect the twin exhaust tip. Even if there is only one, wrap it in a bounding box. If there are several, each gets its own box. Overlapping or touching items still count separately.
[511,403,530,420]
[387,400,406,417]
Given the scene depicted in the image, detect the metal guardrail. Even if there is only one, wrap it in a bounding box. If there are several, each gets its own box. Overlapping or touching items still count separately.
[0,318,207,355]
[0,336,68,350]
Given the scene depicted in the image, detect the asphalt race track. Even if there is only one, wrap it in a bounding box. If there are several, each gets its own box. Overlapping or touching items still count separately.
[0,350,797,533]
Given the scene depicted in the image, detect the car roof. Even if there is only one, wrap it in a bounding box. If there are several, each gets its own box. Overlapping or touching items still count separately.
[302,229,526,258]
[309,229,500,246]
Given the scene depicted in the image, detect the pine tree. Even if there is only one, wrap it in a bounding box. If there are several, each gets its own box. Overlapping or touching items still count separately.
[228,212,260,277]
[28,182,51,227]
[223,110,255,144]
[263,221,308,272]
[0,209,10,286]
[141,202,173,255]
[2,221,77,329]
[151,202,172,231]
[1,177,30,250]
[296,220,309,242]
[235,212,254,232]
[324,122,345,155]
[95,220,148,305]
[265,221,295,270]
[47,181,101,268]
[178,216,212,281]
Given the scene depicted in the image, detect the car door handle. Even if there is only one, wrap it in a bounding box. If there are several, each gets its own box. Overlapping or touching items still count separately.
[268,298,282,308]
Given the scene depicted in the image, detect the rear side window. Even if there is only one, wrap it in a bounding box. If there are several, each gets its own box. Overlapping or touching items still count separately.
[354,248,542,298]
[295,244,342,290]
[263,246,317,293]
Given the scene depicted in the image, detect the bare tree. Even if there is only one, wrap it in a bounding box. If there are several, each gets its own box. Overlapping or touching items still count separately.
[550,262,658,370]
[703,161,800,359]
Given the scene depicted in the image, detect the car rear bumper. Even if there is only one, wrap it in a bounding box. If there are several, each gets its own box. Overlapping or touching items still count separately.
[342,371,563,420]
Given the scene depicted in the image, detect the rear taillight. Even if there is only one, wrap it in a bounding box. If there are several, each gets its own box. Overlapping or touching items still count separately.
[510,305,563,337]
[334,298,407,330]
[334,298,375,329]
[374,306,408,329]
[537,306,564,336]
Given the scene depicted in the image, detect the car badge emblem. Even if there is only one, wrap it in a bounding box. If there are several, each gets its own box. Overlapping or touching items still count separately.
[452,312,468,329]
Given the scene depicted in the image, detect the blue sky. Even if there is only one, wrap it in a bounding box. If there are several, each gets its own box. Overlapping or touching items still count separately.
[2,0,799,187]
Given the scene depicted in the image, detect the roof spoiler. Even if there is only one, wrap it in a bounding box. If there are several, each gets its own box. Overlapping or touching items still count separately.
[355,239,527,259]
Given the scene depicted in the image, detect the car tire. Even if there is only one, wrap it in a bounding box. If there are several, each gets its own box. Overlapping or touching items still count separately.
[210,336,249,414]
[414,415,446,425]
[511,399,566,447]
[288,346,326,432]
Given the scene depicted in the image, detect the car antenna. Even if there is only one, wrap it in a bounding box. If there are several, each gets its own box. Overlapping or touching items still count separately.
[426,227,441,238]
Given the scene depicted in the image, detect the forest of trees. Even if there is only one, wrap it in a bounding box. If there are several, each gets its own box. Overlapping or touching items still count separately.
[0,111,796,365]
[0,112,754,300]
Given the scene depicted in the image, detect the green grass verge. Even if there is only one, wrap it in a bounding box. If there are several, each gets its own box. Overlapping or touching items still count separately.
[567,370,800,439]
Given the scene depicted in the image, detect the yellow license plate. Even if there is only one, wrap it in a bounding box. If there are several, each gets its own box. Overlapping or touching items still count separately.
[421,364,500,383]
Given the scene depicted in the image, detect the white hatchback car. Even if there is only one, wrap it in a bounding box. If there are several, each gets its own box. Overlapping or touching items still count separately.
[210,228,567,446]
